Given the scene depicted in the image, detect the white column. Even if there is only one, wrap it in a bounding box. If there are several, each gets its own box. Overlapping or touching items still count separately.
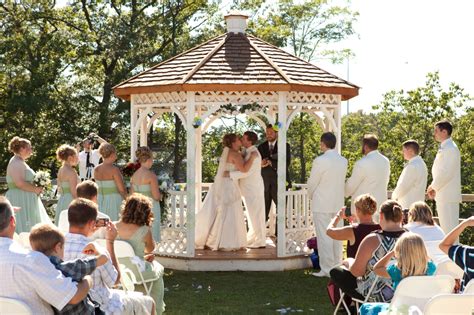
[277,92,288,257]
[195,115,203,211]
[335,105,342,154]
[130,97,138,161]
[140,110,148,146]
[185,91,196,257]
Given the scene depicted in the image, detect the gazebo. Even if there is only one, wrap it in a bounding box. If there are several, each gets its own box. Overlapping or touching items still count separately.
[113,12,359,271]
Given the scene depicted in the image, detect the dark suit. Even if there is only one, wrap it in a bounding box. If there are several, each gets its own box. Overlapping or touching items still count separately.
[257,140,291,223]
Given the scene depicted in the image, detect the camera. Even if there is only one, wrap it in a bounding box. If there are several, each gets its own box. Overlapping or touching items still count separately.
[95,217,109,227]
[87,134,98,143]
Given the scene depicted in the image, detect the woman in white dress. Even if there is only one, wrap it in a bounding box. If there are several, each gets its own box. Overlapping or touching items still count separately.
[195,133,258,251]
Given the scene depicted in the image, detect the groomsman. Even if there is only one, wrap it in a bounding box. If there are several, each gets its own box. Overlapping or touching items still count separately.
[392,140,428,209]
[345,134,390,222]
[307,132,347,277]
[427,120,461,233]
[258,124,291,228]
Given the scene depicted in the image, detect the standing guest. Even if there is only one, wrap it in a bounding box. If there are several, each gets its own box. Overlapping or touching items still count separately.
[307,132,348,277]
[5,136,51,232]
[327,194,381,259]
[55,144,80,224]
[427,120,461,234]
[77,133,107,181]
[94,143,127,221]
[0,197,92,314]
[392,140,428,209]
[404,202,446,264]
[64,198,155,314]
[257,124,291,231]
[131,146,161,242]
[116,194,166,314]
[439,216,474,292]
[345,134,390,222]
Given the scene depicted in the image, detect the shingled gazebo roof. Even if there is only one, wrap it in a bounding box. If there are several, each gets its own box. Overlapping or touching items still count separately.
[114,21,359,101]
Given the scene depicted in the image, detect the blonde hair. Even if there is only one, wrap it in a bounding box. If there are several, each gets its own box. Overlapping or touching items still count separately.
[408,202,434,225]
[29,223,64,255]
[135,146,153,163]
[56,144,77,162]
[8,136,31,154]
[394,232,429,278]
[98,143,116,159]
[354,194,377,215]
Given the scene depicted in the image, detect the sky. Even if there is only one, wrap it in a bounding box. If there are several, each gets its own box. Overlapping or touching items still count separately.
[312,0,474,114]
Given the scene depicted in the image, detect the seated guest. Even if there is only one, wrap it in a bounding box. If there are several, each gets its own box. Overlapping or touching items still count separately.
[360,232,436,315]
[0,197,91,314]
[64,198,155,314]
[439,216,474,292]
[404,202,447,264]
[29,223,108,314]
[116,193,166,314]
[327,194,381,258]
[330,200,405,302]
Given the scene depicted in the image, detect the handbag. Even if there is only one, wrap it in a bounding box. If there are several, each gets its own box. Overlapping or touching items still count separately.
[327,280,352,307]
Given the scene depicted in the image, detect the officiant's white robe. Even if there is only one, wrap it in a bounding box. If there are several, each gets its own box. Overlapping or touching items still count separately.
[392,155,428,209]
[430,138,461,233]
[307,149,347,275]
[230,146,267,248]
[345,150,390,222]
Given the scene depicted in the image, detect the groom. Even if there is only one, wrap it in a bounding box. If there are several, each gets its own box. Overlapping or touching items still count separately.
[230,131,267,248]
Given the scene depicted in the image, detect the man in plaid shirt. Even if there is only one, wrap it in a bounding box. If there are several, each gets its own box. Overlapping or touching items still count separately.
[29,223,108,315]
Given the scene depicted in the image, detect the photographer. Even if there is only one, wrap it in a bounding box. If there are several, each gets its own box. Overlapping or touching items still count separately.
[76,133,107,180]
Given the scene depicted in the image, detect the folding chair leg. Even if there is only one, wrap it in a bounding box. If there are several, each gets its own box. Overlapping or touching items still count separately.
[333,291,351,315]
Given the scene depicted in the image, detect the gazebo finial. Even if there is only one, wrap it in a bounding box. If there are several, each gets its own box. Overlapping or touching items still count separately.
[224,10,248,34]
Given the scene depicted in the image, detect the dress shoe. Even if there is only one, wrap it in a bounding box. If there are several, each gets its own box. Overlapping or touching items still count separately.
[311,271,329,277]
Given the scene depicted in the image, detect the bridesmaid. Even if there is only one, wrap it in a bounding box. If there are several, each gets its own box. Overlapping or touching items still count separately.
[6,136,51,232]
[94,143,127,220]
[55,144,80,224]
[130,146,162,242]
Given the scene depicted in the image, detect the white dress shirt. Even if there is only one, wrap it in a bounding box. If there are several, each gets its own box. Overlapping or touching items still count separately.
[345,150,390,213]
[431,138,461,203]
[78,149,101,179]
[392,155,428,209]
[307,149,348,213]
[0,237,78,314]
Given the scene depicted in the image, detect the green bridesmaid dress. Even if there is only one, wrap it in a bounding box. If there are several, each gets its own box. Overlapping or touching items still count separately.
[54,181,74,224]
[133,184,161,242]
[6,166,52,233]
[96,180,123,221]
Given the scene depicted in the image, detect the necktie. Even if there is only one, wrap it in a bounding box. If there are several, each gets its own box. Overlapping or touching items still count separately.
[269,143,274,153]
[86,152,92,179]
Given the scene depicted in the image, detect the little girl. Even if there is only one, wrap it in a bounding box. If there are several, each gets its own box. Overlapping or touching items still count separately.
[360,232,436,315]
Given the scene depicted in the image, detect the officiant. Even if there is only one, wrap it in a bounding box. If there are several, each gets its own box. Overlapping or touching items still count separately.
[258,124,292,228]
[76,133,107,181]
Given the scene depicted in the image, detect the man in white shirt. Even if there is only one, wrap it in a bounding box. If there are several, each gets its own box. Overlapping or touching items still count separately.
[427,120,461,233]
[392,140,428,209]
[64,198,155,314]
[77,133,107,180]
[0,197,91,314]
[307,132,348,277]
[345,134,390,222]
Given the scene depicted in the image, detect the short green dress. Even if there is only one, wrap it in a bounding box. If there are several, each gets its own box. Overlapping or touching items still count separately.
[54,181,75,224]
[6,166,52,233]
[96,180,123,221]
[133,184,161,242]
[117,225,165,314]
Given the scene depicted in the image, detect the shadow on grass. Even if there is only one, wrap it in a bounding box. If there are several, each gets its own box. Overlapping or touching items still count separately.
[163,269,334,314]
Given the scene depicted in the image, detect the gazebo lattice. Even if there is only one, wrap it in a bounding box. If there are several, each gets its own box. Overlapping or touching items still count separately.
[113,12,359,260]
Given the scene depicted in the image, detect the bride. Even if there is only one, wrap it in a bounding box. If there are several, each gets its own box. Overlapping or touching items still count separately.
[195,133,258,251]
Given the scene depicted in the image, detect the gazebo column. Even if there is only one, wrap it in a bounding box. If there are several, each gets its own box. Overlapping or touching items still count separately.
[140,111,148,146]
[195,126,203,210]
[185,92,196,256]
[130,101,138,161]
[277,91,288,257]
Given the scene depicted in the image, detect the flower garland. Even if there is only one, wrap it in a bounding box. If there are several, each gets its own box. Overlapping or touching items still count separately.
[218,102,265,116]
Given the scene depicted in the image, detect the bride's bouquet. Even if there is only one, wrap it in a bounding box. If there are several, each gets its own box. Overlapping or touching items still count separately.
[33,170,51,188]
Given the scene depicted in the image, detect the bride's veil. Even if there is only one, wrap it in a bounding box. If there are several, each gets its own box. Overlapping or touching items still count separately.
[212,146,229,206]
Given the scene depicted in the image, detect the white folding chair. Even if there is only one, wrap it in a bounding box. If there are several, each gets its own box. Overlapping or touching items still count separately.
[435,260,464,279]
[96,239,159,296]
[333,275,380,315]
[388,275,454,312]
[0,297,33,315]
[423,293,474,315]
[18,232,31,249]
[463,280,474,294]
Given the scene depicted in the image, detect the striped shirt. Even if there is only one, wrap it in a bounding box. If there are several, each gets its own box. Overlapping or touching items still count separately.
[448,244,474,292]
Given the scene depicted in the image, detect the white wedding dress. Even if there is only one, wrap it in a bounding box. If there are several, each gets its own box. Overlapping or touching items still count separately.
[195,148,247,251]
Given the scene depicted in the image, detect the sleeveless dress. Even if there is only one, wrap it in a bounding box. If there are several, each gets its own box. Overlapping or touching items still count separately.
[54,178,78,224]
[117,226,165,314]
[97,180,123,221]
[195,163,247,251]
[6,166,52,233]
[132,184,161,242]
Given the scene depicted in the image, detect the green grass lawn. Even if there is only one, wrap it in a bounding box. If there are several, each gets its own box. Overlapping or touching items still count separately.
[163,269,334,314]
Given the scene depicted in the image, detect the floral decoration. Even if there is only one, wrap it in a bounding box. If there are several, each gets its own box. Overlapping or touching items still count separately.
[192,117,203,128]
[121,162,141,178]
[272,121,283,132]
[158,172,174,223]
